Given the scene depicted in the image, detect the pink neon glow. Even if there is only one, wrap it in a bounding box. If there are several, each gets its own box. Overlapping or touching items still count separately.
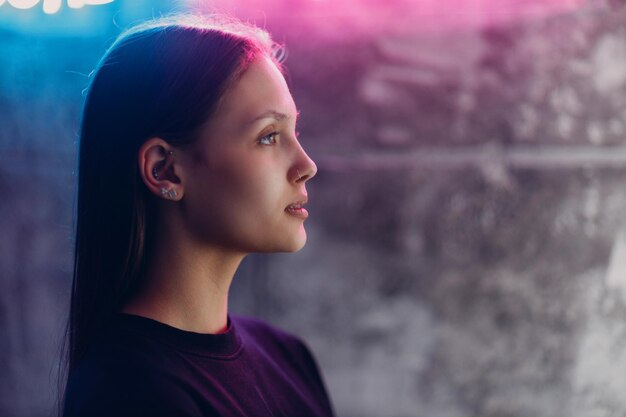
[186,0,590,35]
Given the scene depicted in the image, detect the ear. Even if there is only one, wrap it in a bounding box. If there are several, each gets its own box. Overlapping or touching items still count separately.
[138,137,184,201]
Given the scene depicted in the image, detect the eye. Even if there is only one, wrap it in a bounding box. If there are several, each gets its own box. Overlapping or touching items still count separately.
[258,131,278,146]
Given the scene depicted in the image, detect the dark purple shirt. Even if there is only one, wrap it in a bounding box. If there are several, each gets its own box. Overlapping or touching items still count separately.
[63,313,335,417]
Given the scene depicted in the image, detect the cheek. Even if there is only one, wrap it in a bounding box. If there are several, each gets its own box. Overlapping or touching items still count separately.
[182,162,286,249]
[226,166,285,219]
[218,162,274,200]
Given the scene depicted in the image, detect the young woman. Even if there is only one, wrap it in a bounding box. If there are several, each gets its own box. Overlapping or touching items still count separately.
[61,13,335,417]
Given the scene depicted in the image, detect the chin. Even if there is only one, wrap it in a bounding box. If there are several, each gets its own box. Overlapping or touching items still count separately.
[279,234,307,253]
[289,238,307,252]
[247,223,309,253]
[273,231,308,253]
[243,234,307,254]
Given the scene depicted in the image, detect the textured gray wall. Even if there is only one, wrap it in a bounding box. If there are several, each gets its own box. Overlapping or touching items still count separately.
[3,1,626,417]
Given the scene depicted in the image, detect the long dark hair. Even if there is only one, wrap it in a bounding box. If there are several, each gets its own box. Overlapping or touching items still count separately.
[59,12,282,413]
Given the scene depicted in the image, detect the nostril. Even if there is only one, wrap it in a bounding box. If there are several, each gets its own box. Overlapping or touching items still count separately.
[293,168,310,183]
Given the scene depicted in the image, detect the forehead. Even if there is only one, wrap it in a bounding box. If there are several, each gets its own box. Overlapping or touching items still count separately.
[213,56,297,128]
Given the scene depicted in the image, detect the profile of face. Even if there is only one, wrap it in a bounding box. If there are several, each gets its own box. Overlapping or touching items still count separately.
[159,55,317,254]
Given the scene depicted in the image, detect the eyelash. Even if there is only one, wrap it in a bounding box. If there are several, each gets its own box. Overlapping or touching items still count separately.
[258,131,278,145]
[257,130,300,146]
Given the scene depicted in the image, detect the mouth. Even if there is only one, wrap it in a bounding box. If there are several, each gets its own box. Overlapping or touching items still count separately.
[285,198,309,219]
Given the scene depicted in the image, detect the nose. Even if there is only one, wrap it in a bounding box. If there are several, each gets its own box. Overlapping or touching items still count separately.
[290,143,317,183]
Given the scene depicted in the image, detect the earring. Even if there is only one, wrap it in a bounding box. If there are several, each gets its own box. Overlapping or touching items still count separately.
[153,151,173,179]
[160,187,178,200]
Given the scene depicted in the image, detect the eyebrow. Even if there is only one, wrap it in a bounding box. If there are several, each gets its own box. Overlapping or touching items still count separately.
[249,109,300,125]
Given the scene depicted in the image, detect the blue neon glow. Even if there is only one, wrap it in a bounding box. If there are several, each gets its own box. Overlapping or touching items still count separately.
[0,0,177,36]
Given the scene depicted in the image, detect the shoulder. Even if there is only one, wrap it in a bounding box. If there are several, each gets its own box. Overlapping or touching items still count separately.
[231,314,321,373]
[231,315,335,414]
[232,314,306,350]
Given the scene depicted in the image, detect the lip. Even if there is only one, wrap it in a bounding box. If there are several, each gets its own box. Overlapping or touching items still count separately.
[285,195,309,219]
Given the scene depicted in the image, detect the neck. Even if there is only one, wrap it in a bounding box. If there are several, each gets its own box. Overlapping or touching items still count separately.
[121,216,246,334]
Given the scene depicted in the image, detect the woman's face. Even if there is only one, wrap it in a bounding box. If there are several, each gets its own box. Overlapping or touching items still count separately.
[179,55,317,254]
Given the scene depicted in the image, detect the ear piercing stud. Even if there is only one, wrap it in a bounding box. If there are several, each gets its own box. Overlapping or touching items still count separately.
[152,151,174,180]
[160,187,178,199]
[153,151,176,198]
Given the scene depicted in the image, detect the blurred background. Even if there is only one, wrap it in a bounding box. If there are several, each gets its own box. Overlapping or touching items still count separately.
[3,0,626,416]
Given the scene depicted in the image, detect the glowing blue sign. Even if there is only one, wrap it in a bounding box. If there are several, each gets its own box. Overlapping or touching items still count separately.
[0,0,114,15]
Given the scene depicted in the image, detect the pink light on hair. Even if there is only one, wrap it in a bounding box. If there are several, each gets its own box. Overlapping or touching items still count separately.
[186,0,591,36]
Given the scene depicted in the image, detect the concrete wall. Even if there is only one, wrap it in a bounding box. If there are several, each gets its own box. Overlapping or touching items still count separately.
[3,1,626,416]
